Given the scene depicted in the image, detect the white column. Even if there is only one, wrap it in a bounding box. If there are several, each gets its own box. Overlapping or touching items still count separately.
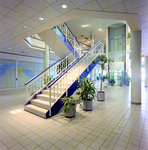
[90,32,95,80]
[131,30,141,104]
[44,44,49,70]
[145,57,148,86]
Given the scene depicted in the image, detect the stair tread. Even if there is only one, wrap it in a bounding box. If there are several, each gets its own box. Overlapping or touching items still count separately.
[25,104,47,113]
[37,94,58,98]
[31,99,54,106]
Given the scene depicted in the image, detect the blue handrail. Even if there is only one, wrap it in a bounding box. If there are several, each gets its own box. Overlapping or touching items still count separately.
[47,40,103,88]
[24,45,81,85]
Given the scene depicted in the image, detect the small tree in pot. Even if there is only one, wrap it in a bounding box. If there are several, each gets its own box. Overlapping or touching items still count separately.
[77,77,96,111]
[97,54,113,101]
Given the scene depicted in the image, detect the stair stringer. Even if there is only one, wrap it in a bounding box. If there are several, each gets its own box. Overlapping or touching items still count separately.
[47,56,99,118]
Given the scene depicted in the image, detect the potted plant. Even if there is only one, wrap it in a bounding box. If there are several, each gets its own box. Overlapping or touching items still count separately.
[97,54,113,101]
[126,76,131,86]
[118,76,123,86]
[61,96,82,117]
[77,77,96,111]
[109,79,116,86]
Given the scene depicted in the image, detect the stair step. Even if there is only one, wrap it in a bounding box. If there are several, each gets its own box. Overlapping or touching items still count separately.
[42,90,62,95]
[24,104,48,119]
[31,99,52,109]
[36,94,58,102]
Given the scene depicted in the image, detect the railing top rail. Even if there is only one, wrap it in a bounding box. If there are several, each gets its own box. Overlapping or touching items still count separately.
[24,45,81,85]
[64,22,80,45]
[47,40,104,88]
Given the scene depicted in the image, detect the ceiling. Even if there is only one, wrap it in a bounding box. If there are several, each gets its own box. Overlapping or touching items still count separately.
[66,17,126,47]
[0,0,148,60]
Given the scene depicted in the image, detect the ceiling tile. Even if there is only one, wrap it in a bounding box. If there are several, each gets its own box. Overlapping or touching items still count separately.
[7,10,28,22]
[14,3,37,17]
[79,1,102,11]
[0,4,11,15]
[123,0,148,11]
[0,0,21,9]
[11,27,26,36]
[1,16,20,26]
[0,14,3,19]
[104,3,126,13]
[23,0,49,12]
[52,0,77,14]
[41,6,62,19]
[129,5,148,17]
[23,19,41,27]
[0,28,7,35]
[44,0,58,5]
[2,31,18,39]
[70,0,91,7]
[97,0,122,9]
[17,23,33,31]
[31,13,51,23]
[0,22,14,30]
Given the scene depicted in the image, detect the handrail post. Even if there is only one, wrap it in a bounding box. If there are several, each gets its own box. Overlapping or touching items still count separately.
[49,87,51,116]
[26,85,28,102]
[66,25,67,42]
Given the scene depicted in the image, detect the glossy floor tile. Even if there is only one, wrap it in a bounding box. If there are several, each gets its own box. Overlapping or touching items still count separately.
[0,84,148,150]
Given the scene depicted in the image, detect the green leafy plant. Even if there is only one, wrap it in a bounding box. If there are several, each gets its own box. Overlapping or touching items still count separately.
[61,96,82,114]
[127,31,131,39]
[57,58,68,74]
[109,79,116,85]
[98,54,113,92]
[77,77,96,101]
[102,75,108,82]
[43,76,53,85]
[30,91,36,97]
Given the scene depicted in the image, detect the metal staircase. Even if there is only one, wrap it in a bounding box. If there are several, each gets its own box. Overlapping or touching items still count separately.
[24,41,104,118]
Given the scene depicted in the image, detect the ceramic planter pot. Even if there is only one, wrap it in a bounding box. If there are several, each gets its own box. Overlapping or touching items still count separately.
[83,100,93,111]
[65,105,76,118]
[97,91,105,101]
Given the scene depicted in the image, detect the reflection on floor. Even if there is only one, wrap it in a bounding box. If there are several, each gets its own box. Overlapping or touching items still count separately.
[0,84,148,150]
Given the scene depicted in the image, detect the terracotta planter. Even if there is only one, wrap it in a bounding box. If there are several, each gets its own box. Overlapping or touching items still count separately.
[65,105,76,118]
[83,100,93,111]
[97,91,105,101]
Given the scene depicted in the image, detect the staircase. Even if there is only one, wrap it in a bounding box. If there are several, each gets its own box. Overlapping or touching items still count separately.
[24,41,104,118]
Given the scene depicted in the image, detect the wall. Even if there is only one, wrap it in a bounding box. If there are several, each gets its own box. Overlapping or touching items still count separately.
[0,53,57,89]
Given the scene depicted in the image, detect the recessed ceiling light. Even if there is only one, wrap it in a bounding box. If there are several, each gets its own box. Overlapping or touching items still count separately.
[82,24,89,27]
[39,17,44,20]
[99,28,102,31]
[12,32,16,35]
[61,4,67,8]
[23,26,27,29]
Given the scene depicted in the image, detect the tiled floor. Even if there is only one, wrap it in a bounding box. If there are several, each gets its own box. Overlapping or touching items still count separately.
[0,84,148,150]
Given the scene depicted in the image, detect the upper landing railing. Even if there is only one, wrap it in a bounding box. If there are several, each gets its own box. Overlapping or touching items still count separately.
[57,22,80,48]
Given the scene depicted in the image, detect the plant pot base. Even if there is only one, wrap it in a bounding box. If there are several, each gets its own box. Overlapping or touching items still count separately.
[64,105,76,118]
[97,91,105,101]
[83,100,93,111]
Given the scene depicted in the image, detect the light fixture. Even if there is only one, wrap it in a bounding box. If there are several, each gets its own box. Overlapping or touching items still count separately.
[23,26,27,29]
[39,17,44,20]
[82,24,89,27]
[61,4,67,8]
[12,32,16,35]
[98,28,102,31]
